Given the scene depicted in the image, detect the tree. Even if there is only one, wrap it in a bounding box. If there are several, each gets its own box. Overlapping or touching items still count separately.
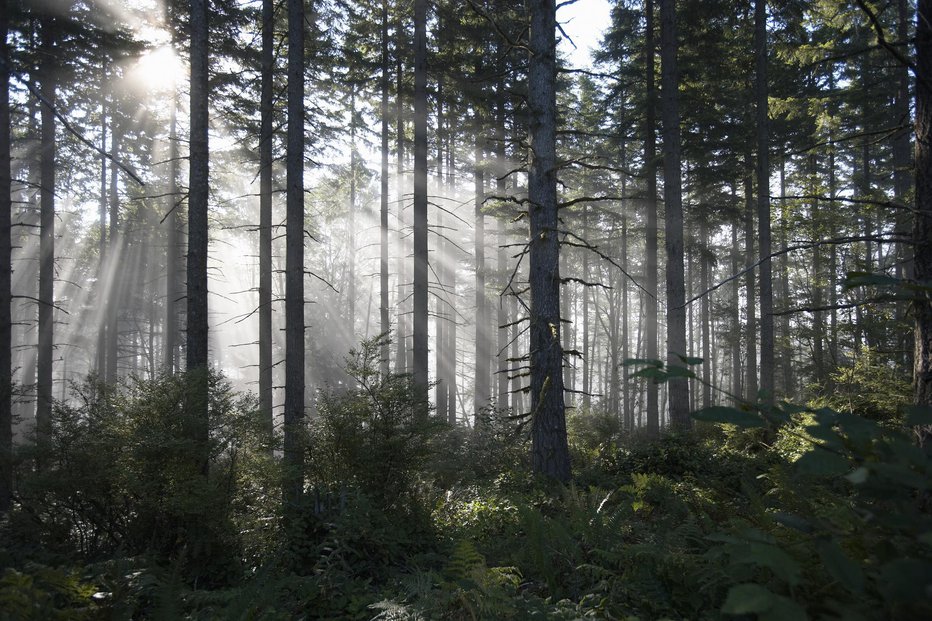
[187,0,210,470]
[644,0,660,433]
[914,0,932,438]
[283,0,306,506]
[756,0,773,403]
[380,0,390,376]
[258,0,274,438]
[412,0,429,411]
[660,0,689,428]
[36,13,56,456]
[0,0,11,512]
[528,0,570,482]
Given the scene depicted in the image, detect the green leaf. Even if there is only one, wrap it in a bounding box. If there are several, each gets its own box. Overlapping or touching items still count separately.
[664,365,696,379]
[692,406,766,428]
[795,449,849,477]
[741,542,802,587]
[904,405,932,426]
[879,558,932,603]
[675,354,703,365]
[722,583,774,615]
[631,367,669,381]
[844,271,901,289]
[818,540,864,593]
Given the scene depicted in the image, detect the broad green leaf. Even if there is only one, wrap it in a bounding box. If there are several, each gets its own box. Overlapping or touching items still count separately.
[631,367,668,381]
[795,449,849,477]
[675,354,703,365]
[818,540,864,593]
[664,365,696,379]
[740,542,802,587]
[722,583,774,615]
[692,406,766,428]
[844,271,901,289]
[879,558,932,603]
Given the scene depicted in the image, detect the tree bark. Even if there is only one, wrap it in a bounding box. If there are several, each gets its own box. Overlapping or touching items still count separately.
[379,0,390,375]
[258,0,274,435]
[474,132,489,416]
[412,0,429,412]
[644,0,660,434]
[165,88,180,374]
[36,17,55,456]
[659,0,689,428]
[528,0,570,482]
[0,0,12,511]
[914,0,932,442]
[283,0,306,505]
[97,67,108,379]
[744,174,758,401]
[755,0,773,402]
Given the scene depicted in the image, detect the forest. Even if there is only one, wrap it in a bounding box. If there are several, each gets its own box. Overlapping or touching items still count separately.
[0,0,931,618]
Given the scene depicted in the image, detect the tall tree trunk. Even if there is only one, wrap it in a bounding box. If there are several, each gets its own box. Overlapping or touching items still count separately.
[744,174,758,401]
[895,0,913,372]
[582,204,590,411]
[528,0,570,482]
[660,0,689,428]
[474,132,489,416]
[435,80,447,420]
[755,0,773,402]
[165,89,180,374]
[644,0,660,434]
[36,17,55,456]
[0,0,12,512]
[379,0,390,375]
[394,26,407,375]
[187,0,210,474]
[779,160,793,398]
[700,223,711,409]
[913,0,932,442]
[622,216,631,429]
[106,117,121,383]
[732,219,742,401]
[258,0,273,434]
[496,99,509,410]
[97,69,107,378]
[412,0,429,411]
[348,87,357,337]
[283,0,306,505]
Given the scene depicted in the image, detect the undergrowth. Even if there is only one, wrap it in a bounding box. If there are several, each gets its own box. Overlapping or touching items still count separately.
[1,339,930,619]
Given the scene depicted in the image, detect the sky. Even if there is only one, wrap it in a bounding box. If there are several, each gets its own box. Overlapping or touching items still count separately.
[557,0,613,69]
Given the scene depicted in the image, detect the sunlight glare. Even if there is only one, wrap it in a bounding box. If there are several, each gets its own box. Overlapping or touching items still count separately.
[128,46,184,93]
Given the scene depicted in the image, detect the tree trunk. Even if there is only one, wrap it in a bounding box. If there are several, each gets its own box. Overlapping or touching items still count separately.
[435,80,447,421]
[496,99,509,410]
[644,0,660,434]
[379,0,390,375]
[283,0,306,505]
[0,0,12,511]
[528,0,570,482]
[474,132,489,416]
[732,219,742,401]
[700,223,711,409]
[660,0,689,428]
[744,174,758,401]
[412,0,429,412]
[348,87,357,337]
[779,160,793,398]
[36,17,55,455]
[755,0,774,402]
[258,0,273,434]
[622,216,631,429]
[582,204,590,411]
[394,29,407,376]
[914,0,932,443]
[97,68,108,378]
[165,89,180,374]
